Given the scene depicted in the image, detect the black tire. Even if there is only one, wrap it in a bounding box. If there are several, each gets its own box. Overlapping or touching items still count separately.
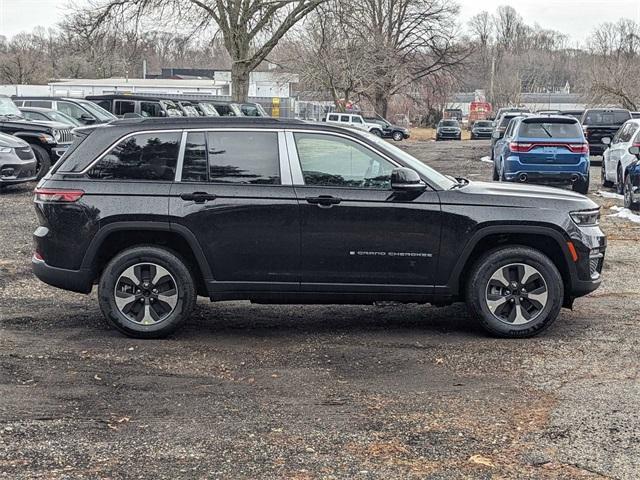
[466,246,564,338]
[98,246,197,339]
[371,129,383,137]
[624,176,639,210]
[31,144,51,180]
[492,161,499,181]
[392,131,404,142]
[616,165,624,195]
[572,173,589,194]
[601,162,614,188]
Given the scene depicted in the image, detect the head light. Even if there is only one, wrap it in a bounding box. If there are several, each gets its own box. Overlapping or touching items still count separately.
[570,209,600,227]
[0,147,12,154]
[53,130,62,143]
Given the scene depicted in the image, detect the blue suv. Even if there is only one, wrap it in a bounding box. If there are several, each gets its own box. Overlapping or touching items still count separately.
[493,115,590,194]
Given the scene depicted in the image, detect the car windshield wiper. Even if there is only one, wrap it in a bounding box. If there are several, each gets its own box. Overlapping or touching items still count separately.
[0,113,23,119]
[540,125,553,137]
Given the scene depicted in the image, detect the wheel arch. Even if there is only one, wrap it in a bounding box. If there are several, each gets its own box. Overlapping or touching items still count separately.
[81,222,213,296]
[448,225,575,304]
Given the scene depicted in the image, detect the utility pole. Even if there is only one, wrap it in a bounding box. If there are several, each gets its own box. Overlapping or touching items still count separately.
[143,60,147,80]
[489,54,496,105]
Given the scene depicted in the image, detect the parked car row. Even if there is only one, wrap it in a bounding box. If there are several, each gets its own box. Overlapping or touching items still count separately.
[324,113,410,141]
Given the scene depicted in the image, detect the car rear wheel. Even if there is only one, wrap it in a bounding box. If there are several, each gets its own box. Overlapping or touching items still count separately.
[624,176,639,210]
[601,162,613,188]
[31,144,51,180]
[371,129,382,137]
[392,131,404,142]
[572,173,589,194]
[616,165,624,195]
[98,246,197,339]
[466,246,563,338]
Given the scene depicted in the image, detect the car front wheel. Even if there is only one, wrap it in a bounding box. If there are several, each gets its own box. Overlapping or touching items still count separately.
[616,165,624,195]
[392,131,404,142]
[601,161,613,188]
[466,246,564,338]
[98,246,197,338]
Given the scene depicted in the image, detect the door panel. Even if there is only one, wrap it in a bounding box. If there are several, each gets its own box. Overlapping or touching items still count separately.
[290,131,441,288]
[169,130,300,289]
[296,186,441,287]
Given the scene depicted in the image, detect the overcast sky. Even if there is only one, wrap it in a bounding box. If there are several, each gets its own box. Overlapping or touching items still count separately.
[1,0,640,45]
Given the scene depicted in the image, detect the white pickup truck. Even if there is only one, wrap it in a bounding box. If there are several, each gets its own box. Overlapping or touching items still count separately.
[324,113,384,136]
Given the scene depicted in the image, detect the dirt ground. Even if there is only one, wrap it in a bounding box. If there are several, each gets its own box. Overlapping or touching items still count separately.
[0,139,638,480]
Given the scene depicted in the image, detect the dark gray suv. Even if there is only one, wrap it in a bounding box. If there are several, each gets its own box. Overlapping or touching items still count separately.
[0,132,37,188]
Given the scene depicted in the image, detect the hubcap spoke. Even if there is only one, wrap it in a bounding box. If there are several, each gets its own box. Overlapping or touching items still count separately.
[114,262,178,326]
[486,262,548,326]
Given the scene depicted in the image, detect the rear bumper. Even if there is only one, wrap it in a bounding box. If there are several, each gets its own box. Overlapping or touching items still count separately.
[588,143,606,156]
[32,256,93,294]
[504,156,589,184]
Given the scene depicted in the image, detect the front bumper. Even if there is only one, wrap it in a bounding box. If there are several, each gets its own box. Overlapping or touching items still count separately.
[0,158,38,185]
[471,131,492,138]
[568,225,606,298]
[437,131,461,139]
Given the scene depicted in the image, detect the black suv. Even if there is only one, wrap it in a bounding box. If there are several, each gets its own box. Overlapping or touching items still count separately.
[581,108,632,156]
[0,95,74,178]
[32,117,605,339]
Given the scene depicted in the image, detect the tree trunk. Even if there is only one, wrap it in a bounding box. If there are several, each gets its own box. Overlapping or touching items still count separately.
[373,89,389,118]
[231,62,251,103]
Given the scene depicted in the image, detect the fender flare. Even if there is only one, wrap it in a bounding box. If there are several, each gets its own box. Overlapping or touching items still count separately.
[80,221,214,281]
[446,224,575,295]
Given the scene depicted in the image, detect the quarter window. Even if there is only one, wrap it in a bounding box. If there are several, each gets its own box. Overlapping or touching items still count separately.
[206,131,280,184]
[25,100,52,108]
[87,132,181,181]
[293,132,395,189]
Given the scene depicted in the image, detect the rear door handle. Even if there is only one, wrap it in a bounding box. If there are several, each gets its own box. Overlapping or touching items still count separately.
[306,195,342,207]
[181,192,217,203]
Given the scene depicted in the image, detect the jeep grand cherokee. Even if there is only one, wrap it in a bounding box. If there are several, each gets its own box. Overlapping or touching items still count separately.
[32,117,606,339]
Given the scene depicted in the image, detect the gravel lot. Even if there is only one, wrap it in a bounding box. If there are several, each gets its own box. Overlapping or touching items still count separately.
[1,139,638,479]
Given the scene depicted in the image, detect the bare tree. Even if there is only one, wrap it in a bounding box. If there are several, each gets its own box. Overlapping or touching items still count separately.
[77,0,326,101]
[0,33,49,84]
[587,19,640,109]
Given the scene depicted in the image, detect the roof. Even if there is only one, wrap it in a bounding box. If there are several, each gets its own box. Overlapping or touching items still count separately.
[84,93,236,104]
[105,116,305,129]
[50,78,227,88]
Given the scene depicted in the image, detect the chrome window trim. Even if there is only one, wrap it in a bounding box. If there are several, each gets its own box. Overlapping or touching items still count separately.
[72,129,186,175]
[277,131,293,185]
[284,129,403,186]
[175,128,285,185]
[174,130,188,182]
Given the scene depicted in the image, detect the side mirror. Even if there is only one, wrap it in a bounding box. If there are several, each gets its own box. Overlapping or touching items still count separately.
[629,145,640,157]
[602,137,611,145]
[79,114,96,124]
[391,168,426,192]
[492,131,501,139]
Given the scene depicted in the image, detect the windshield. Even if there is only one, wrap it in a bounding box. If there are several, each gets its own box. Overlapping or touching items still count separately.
[49,111,82,126]
[77,100,116,121]
[441,120,459,127]
[356,129,457,190]
[583,110,631,125]
[0,97,22,116]
[519,120,582,139]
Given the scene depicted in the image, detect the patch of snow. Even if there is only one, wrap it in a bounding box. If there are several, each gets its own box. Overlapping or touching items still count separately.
[608,205,640,223]
[480,156,493,164]
[596,190,624,200]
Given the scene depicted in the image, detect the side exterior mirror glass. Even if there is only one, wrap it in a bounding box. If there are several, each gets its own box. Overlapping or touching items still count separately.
[492,131,501,139]
[628,145,640,156]
[391,168,426,191]
[602,137,611,145]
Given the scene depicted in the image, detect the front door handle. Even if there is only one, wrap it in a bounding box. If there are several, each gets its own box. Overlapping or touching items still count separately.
[181,192,217,203]
[306,195,342,208]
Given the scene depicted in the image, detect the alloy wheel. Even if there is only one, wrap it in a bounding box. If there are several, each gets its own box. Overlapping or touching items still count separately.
[485,263,548,325]
[114,262,178,326]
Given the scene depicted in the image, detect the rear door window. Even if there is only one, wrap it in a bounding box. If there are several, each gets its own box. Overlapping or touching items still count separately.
[87,132,181,181]
[114,100,136,116]
[206,131,280,184]
[340,115,350,123]
[518,121,582,139]
[328,114,339,122]
[140,102,162,117]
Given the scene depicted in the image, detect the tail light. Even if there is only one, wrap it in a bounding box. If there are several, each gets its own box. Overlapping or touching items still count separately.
[567,143,589,154]
[34,188,84,203]
[509,142,533,152]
